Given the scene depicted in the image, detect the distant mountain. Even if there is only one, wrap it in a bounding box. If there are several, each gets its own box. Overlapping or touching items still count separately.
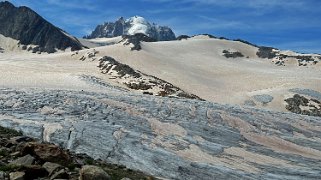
[84,16,176,41]
[0,1,83,53]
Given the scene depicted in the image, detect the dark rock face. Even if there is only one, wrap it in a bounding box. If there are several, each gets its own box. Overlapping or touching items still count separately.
[84,17,176,41]
[176,35,190,40]
[153,26,176,41]
[233,39,259,47]
[256,46,320,66]
[0,1,83,53]
[222,50,244,58]
[120,33,157,50]
[86,18,126,39]
[98,56,141,78]
[256,46,277,59]
[285,94,321,117]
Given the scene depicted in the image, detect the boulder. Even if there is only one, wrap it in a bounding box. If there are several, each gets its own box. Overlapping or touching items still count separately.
[9,171,25,180]
[79,165,111,180]
[43,162,63,176]
[9,154,35,166]
[0,171,7,179]
[50,169,69,180]
[21,142,71,164]
[21,165,48,179]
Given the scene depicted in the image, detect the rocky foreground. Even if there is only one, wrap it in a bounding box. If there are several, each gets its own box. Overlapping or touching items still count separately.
[0,88,321,179]
[0,126,153,179]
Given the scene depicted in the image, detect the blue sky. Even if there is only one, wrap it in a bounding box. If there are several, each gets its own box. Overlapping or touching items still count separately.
[7,0,321,53]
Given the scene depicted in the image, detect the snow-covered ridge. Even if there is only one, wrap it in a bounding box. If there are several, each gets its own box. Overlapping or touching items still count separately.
[84,16,176,41]
[126,16,150,36]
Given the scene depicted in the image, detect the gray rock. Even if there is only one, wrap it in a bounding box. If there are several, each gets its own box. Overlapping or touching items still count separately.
[43,162,63,176]
[1,88,321,179]
[9,172,25,180]
[50,169,68,180]
[243,100,256,106]
[289,88,321,101]
[253,94,274,105]
[256,46,277,59]
[10,154,35,166]
[79,165,111,180]
[0,171,7,179]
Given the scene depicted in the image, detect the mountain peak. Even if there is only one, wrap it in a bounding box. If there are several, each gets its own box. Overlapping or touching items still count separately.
[116,16,125,21]
[84,16,176,41]
[0,1,83,53]
[0,1,15,9]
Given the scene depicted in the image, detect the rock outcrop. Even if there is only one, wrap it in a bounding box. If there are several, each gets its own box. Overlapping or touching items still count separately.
[0,126,152,179]
[0,88,321,179]
[120,33,156,50]
[0,1,83,53]
[256,46,320,66]
[222,50,245,58]
[84,16,176,41]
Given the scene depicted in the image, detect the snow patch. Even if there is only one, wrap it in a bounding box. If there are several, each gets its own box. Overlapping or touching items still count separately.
[126,16,151,36]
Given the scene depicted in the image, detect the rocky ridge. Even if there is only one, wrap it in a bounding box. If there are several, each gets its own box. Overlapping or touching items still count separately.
[84,16,176,41]
[120,33,157,51]
[179,34,321,66]
[256,47,321,66]
[72,49,201,100]
[0,1,83,53]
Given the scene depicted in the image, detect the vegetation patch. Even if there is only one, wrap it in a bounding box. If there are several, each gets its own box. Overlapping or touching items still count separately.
[0,126,22,138]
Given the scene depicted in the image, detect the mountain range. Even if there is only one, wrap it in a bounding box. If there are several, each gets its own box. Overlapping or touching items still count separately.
[1,1,321,180]
[84,16,176,41]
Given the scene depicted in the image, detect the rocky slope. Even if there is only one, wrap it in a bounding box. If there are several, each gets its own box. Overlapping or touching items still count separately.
[0,126,153,180]
[84,16,176,41]
[0,88,321,179]
[71,49,201,100]
[0,1,83,53]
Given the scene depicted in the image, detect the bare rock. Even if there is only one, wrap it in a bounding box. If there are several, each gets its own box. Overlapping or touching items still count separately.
[9,154,35,166]
[21,165,48,179]
[21,142,71,164]
[43,162,63,176]
[9,172,25,180]
[50,169,69,180]
[0,171,7,179]
[79,165,111,180]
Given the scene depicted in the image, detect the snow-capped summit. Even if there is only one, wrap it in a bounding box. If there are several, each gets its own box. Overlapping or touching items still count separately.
[126,16,150,35]
[84,16,176,41]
